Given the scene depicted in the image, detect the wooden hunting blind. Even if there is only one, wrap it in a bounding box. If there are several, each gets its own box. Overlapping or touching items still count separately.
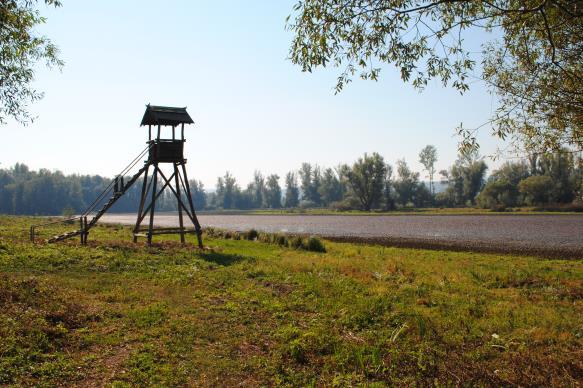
[31,104,204,248]
[135,104,204,247]
[141,105,192,163]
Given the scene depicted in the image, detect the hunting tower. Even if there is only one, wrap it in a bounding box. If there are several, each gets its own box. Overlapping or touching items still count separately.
[134,105,203,247]
[30,104,204,247]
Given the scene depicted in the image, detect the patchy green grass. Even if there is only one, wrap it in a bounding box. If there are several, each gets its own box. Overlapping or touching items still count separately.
[1,215,582,386]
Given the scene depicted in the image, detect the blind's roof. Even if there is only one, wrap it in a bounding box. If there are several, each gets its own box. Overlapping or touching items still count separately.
[140,105,194,126]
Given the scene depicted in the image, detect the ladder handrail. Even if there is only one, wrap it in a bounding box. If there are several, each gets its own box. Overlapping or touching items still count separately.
[83,144,151,216]
[30,144,151,242]
[85,164,148,227]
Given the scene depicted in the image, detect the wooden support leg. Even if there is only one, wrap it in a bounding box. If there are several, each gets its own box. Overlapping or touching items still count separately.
[147,164,158,246]
[181,164,203,249]
[135,171,176,229]
[80,218,84,244]
[156,169,193,221]
[81,216,89,245]
[83,216,88,245]
[133,164,150,242]
[174,163,185,244]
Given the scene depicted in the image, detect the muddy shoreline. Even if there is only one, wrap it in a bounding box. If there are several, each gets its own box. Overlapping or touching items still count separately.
[323,235,583,259]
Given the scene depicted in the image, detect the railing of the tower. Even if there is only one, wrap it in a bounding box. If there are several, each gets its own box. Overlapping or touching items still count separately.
[81,144,151,221]
[30,143,152,243]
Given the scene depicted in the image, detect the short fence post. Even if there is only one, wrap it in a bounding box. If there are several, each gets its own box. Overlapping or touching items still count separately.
[80,218,84,244]
[83,216,88,245]
[30,226,34,243]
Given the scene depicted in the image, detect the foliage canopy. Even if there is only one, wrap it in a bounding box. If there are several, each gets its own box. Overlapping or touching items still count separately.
[343,152,388,210]
[287,0,582,153]
[0,0,63,125]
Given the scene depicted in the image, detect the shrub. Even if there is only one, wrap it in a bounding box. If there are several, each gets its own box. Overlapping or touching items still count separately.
[299,200,317,209]
[329,200,355,211]
[288,236,304,249]
[204,227,222,238]
[246,229,259,241]
[490,204,507,212]
[476,179,517,209]
[258,233,271,243]
[518,176,554,205]
[305,236,326,253]
[274,234,288,247]
[434,191,455,208]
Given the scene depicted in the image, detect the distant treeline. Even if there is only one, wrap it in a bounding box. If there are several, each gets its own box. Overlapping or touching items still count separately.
[0,147,582,215]
[205,148,582,211]
[0,164,193,216]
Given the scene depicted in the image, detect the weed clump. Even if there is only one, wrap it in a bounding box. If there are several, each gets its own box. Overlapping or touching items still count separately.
[305,236,326,253]
[274,234,288,247]
[288,236,304,249]
[277,325,337,364]
[253,232,326,252]
[258,232,271,243]
[246,229,259,241]
[204,227,326,253]
[203,227,219,238]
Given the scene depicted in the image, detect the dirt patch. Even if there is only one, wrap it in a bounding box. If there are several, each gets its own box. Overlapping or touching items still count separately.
[262,281,295,296]
[73,344,135,387]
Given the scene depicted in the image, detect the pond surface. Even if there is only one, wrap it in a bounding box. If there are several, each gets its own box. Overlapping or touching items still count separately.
[100,213,583,252]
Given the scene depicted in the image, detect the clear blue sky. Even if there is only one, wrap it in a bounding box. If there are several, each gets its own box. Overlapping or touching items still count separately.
[3,1,504,188]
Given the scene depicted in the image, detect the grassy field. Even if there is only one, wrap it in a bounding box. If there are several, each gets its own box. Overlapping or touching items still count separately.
[1,216,582,386]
